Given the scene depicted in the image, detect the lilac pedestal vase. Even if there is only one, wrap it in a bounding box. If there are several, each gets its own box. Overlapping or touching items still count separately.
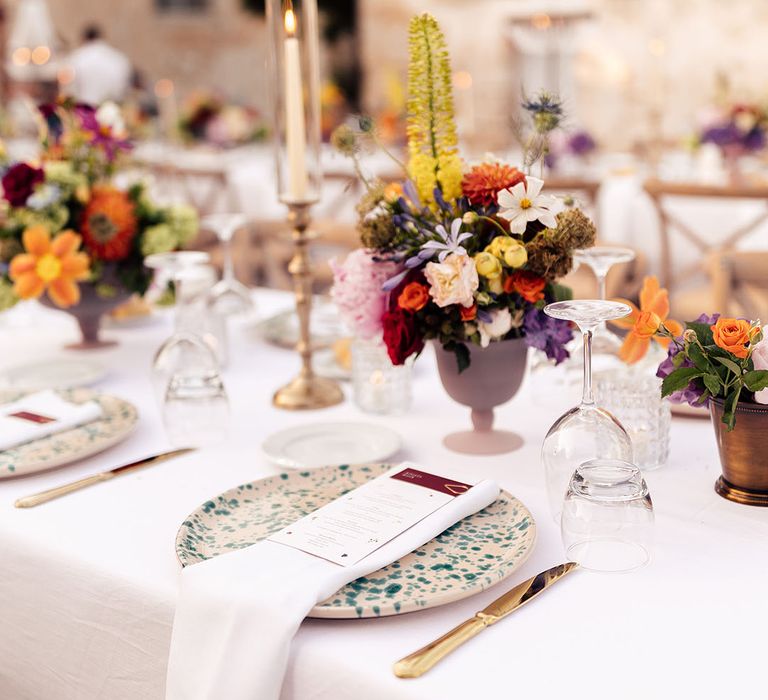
[433,338,528,455]
[43,282,131,350]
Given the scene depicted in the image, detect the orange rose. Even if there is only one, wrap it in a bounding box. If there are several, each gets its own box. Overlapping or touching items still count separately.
[504,270,546,303]
[711,318,758,359]
[383,182,403,203]
[397,281,429,311]
[633,311,662,339]
[460,304,477,321]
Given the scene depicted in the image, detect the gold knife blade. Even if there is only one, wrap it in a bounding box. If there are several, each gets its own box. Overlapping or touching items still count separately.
[393,562,579,679]
[14,448,194,508]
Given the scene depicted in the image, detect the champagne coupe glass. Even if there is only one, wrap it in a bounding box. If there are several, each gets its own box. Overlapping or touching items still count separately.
[573,246,636,356]
[541,300,634,522]
[201,213,254,316]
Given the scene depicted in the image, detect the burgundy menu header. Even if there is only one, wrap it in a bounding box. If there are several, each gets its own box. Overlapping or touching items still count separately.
[390,467,472,496]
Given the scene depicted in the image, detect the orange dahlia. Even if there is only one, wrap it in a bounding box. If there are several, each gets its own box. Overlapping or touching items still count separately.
[81,186,138,261]
[462,162,526,207]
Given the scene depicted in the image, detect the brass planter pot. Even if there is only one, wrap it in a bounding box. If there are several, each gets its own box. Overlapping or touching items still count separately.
[709,398,768,506]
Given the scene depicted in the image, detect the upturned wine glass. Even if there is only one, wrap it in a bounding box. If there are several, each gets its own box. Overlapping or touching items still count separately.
[201,213,254,316]
[541,300,634,522]
[573,246,636,356]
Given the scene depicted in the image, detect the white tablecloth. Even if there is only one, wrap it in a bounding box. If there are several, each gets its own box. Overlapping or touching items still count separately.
[1,290,766,700]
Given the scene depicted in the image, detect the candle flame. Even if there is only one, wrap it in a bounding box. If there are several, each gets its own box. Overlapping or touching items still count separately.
[284,8,296,36]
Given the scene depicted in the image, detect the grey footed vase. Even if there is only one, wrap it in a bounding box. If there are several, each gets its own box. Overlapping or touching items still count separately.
[432,338,528,455]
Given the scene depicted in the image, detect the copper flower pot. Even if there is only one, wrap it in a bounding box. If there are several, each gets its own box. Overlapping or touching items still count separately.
[709,397,768,506]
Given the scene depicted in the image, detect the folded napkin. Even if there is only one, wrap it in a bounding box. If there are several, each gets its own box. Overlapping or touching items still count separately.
[166,472,499,700]
[0,390,102,451]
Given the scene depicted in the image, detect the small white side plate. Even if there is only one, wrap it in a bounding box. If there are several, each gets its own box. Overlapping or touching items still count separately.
[262,422,402,470]
[0,359,107,392]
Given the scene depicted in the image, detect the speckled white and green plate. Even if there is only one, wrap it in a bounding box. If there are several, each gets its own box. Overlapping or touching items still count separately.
[175,462,536,619]
[0,388,138,477]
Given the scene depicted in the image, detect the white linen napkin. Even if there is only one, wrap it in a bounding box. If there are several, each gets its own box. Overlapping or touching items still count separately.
[165,475,499,700]
[0,390,102,451]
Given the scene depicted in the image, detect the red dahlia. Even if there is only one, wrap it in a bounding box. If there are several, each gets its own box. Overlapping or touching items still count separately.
[462,162,525,207]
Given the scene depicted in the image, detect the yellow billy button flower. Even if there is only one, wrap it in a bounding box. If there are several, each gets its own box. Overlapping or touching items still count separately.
[485,236,528,269]
[473,251,502,280]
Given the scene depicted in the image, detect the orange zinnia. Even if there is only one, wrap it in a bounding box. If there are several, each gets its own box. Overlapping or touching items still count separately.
[612,276,683,364]
[9,226,90,308]
[80,186,138,261]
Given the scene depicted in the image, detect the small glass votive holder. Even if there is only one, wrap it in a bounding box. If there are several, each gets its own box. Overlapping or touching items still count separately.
[561,459,654,573]
[594,369,670,470]
[351,337,412,415]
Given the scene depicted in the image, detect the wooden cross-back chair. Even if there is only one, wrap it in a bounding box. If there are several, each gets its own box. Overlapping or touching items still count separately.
[711,250,768,322]
[543,176,601,229]
[644,177,768,282]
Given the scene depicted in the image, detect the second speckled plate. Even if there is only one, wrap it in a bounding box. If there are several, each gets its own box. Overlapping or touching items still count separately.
[175,463,536,619]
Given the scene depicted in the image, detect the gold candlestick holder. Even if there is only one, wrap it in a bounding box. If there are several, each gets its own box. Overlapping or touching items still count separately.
[273,202,344,410]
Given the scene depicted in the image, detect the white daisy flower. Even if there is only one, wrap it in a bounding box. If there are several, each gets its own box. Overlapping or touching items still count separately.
[497,176,558,234]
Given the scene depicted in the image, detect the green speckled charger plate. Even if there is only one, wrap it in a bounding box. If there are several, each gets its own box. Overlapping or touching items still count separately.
[0,388,138,477]
[175,462,536,619]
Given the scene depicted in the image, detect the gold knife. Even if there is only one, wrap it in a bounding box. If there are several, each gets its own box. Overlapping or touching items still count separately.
[14,448,194,508]
[394,562,579,679]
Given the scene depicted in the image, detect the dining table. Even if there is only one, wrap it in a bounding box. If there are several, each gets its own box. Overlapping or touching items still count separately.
[0,289,766,700]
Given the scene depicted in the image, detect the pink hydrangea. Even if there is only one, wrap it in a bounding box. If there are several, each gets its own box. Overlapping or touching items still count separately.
[330,249,400,340]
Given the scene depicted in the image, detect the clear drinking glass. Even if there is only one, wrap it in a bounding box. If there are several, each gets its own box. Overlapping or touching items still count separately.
[541,300,634,522]
[573,246,636,356]
[594,369,671,470]
[162,340,230,448]
[561,459,654,573]
[351,337,412,415]
[201,213,254,316]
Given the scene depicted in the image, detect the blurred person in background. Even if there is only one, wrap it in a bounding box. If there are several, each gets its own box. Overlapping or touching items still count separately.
[65,24,131,105]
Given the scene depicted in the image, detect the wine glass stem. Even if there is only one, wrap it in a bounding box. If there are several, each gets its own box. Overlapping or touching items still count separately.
[582,330,594,406]
[222,235,234,283]
[597,273,607,301]
[173,272,196,333]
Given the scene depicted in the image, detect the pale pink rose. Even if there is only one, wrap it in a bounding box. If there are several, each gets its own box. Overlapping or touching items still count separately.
[424,252,478,308]
[751,336,768,404]
[330,249,399,340]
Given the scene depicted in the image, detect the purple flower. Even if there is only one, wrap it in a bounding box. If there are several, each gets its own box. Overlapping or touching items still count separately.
[656,312,720,406]
[567,130,597,156]
[523,307,573,364]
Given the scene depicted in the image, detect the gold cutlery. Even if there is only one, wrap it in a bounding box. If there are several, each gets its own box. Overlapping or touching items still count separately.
[394,562,579,678]
[14,448,194,508]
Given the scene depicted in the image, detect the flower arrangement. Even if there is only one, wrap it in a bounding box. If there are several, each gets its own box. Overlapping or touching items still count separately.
[0,99,198,310]
[330,13,594,371]
[614,276,768,429]
[698,103,767,156]
[178,91,268,147]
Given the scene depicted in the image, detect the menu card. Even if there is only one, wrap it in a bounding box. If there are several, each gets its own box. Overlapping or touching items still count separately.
[268,463,474,566]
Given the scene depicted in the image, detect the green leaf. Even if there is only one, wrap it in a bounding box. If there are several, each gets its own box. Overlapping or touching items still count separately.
[702,373,721,397]
[687,342,713,372]
[549,282,573,303]
[722,387,742,431]
[714,356,743,375]
[452,342,471,374]
[686,321,714,345]
[743,370,768,393]
[661,367,702,397]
